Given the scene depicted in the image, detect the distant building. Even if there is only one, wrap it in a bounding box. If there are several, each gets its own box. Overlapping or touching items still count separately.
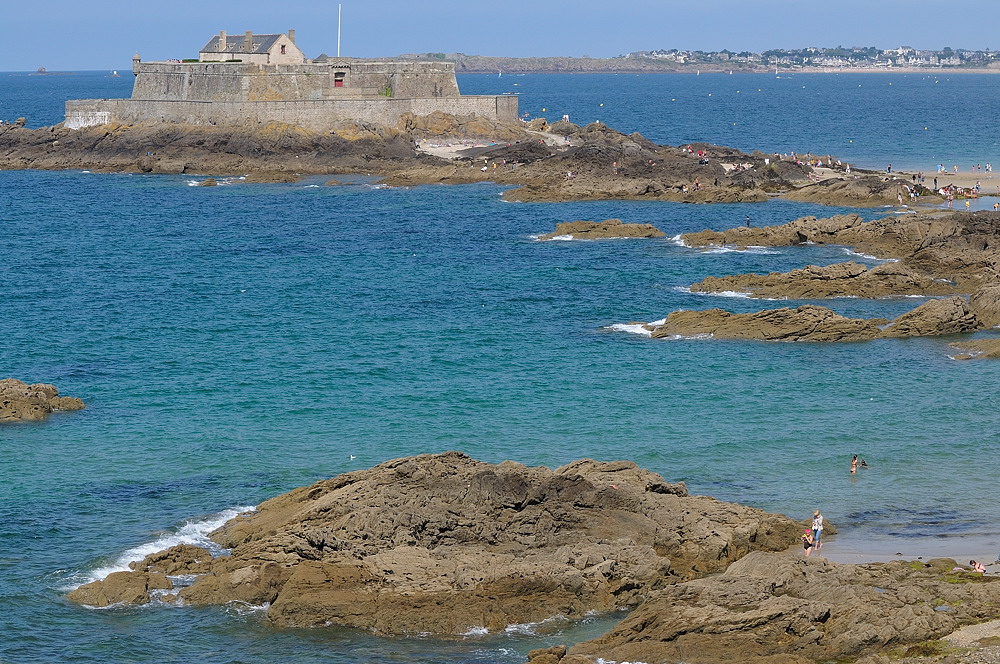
[65,30,517,130]
[199,30,305,65]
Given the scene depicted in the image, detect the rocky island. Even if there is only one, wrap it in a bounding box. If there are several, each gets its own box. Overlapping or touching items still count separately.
[0,378,84,422]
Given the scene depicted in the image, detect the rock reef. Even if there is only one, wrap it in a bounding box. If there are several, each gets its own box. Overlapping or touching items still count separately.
[681,211,1000,293]
[642,297,979,342]
[642,210,1000,349]
[537,219,666,240]
[543,553,1000,664]
[0,378,84,422]
[690,261,960,299]
[0,117,811,204]
[69,452,801,634]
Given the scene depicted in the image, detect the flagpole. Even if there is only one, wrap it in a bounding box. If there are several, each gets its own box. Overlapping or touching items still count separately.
[337,4,342,57]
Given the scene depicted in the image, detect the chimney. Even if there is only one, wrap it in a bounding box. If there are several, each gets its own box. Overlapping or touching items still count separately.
[219,30,227,51]
[244,31,253,51]
[288,29,295,44]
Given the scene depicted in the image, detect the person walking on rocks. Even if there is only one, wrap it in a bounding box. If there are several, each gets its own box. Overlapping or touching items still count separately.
[812,510,824,550]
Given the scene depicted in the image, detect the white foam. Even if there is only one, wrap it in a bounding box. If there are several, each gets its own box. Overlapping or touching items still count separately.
[842,248,899,263]
[605,323,654,337]
[535,234,575,242]
[678,286,752,299]
[670,233,688,246]
[225,600,271,617]
[462,626,490,636]
[503,614,567,635]
[67,505,255,589]
[691,244,779,255]
[744,245,781,255]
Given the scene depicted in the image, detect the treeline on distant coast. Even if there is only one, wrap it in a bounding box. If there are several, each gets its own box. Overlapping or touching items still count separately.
[397,53,753,74]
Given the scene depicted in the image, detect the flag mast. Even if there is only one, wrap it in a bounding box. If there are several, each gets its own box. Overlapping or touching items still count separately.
[337,4,342,57]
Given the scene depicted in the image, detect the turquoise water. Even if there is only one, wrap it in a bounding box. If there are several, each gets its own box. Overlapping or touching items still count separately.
[3,73,1000,663]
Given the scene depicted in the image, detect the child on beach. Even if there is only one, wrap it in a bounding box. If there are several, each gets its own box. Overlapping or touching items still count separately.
[971,560,987,574]
[802,530,815,557]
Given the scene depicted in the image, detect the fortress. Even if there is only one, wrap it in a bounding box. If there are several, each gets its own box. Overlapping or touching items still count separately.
[64,30,518,130]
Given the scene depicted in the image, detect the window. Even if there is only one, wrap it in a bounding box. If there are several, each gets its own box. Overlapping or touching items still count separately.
[280,45,287,55]
[334,71,345,87]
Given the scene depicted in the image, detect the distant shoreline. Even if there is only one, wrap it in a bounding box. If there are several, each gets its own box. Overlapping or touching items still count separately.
[457,66,1000,75]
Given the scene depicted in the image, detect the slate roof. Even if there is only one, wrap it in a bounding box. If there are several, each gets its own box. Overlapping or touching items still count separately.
[201,33,284,55]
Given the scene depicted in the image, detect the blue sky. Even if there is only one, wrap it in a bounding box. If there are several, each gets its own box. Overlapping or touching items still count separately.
[3,0,1000,71]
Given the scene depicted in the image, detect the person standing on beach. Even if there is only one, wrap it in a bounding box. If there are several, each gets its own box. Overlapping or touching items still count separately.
[802,530,815,557]
[812,510,824,549]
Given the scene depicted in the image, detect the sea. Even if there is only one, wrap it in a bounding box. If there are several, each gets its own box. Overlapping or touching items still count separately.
[2,70,1000,664]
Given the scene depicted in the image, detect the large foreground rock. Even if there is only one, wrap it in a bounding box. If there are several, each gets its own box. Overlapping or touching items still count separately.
[67,452,801,634]
[0,378,84,422]
[544,552,1000,664]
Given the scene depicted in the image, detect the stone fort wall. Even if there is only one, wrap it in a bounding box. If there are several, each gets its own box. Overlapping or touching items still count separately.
[130,61,462,102]
[65,96,519,131]
[65,59,516,130]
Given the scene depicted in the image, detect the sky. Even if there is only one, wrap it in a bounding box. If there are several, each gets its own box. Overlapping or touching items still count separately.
[3,0,1000,71]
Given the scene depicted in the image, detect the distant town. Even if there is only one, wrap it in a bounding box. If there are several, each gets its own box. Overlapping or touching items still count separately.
[406,46,1000,74]
[622,45,998,69]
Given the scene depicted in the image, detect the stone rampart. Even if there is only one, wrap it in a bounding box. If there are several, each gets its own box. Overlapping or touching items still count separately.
[65,96,519,131]
[130,61,462,102]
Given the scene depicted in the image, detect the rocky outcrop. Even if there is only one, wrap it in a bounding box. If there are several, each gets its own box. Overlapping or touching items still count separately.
[67,452,802,635]
[68,570,173,608]
[0,378,84,422]
[639,297,980,342]
[970,285,1000,328]
[398,110,526,141]
[537,219,666,240]
[681,211,1000,292]
[0,118,806,204]
[646,305,886,342]
[879,296,980,337]
[949,338,1000,360]
[0,121,419,175]
[690,261,961,299]
[547,552,1000,664]
[782,175,932,207]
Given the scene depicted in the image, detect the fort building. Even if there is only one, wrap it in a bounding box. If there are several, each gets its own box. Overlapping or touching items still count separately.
[65,30,517,131]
